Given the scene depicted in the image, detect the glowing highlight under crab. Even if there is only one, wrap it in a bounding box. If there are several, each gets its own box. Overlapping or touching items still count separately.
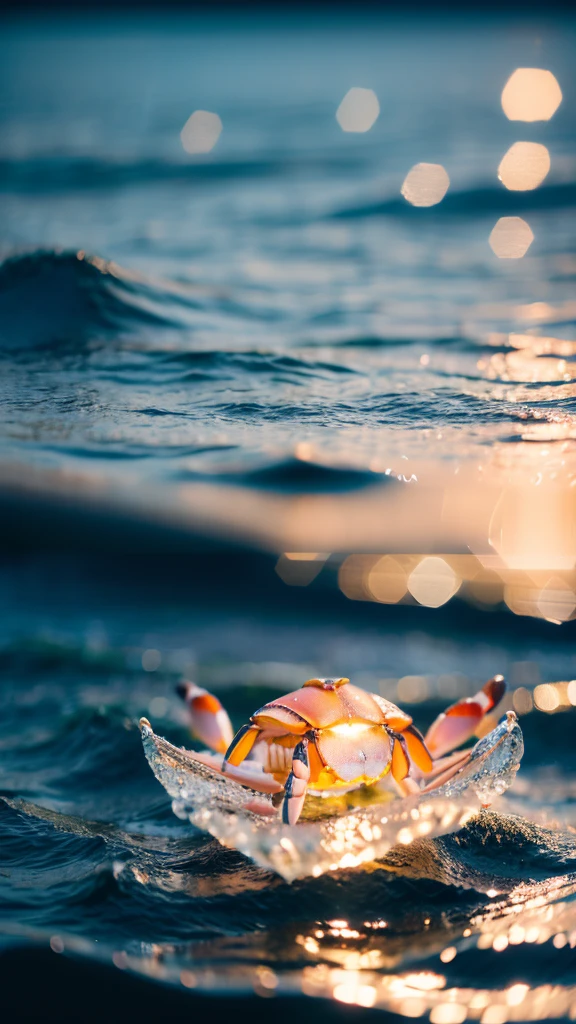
[329,722,372,737]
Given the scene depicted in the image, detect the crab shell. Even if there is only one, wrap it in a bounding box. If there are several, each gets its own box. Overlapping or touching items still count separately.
[224,677,432,790]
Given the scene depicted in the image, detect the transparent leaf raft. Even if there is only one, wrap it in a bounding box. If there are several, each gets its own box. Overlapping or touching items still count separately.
[140,711,524,883]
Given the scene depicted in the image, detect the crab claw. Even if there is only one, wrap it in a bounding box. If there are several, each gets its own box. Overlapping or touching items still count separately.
[425,675,506,759]
[282,738,310,826]
[176,680,234,756]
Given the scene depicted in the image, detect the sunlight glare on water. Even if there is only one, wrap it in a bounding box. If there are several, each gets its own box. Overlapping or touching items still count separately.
[489,216,534,258]
[1,14,576,1012]
[336,87,380,132]
[407,557,461,609]
[498,141,551,191]
[401,163,450,207]
[180,109,223,154]
[501,68,563,122]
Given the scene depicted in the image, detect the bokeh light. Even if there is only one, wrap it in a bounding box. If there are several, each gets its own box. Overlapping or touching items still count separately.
[336,88,380,133]
[536,577,576,622]
[401,163,450,207]
[397,675,429,703]
[142,648,162,672]
[366,555,408,604]
[180,110,223,154]
[407,557,460,608]
[489,217,534,258]
[534,683,561,712]
[513,687,534,715]
[488,487,576,572]
[498,142,550,191]
[501,68,563,122]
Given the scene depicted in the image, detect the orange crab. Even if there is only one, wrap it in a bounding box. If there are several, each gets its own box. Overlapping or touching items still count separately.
[178,674,506,825]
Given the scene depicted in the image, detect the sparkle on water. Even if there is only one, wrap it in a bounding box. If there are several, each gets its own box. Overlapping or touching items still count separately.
[180,109,223,154]
[501,68,563,122]
[489,216,535,259]
[401,163,450,207]
[498,142,551,192]
[336,87,380,133]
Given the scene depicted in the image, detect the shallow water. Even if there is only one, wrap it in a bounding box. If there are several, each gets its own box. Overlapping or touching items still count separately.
[1,10,576,1019]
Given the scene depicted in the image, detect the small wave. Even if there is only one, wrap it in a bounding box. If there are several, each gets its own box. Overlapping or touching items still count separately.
[0,250,194,349]
[176,456,391,493]
[160,349,358,383]
[0,155,289,192]
[331,181,576,220]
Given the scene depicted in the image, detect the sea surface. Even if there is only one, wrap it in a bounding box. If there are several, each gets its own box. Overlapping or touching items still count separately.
[1,11,576,1021]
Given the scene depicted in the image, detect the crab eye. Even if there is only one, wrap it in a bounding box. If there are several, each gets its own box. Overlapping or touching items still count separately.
[303,677,350,691]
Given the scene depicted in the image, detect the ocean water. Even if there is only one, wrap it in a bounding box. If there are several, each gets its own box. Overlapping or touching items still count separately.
[1,14,576,492]
[1,11,576,1020]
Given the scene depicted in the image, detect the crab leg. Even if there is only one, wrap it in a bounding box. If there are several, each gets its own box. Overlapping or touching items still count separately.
[424,675,506,759]
[223,722,261,769]
[401,723,433,772]
[176,681,234,755]
[390,675,504,797]
[419,750,471,792]
[282,737,310,825]
[390,731,411,783]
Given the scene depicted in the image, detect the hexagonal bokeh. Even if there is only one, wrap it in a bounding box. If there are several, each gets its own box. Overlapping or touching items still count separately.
[489,217,534,259]
[407,556,460,608]
[336,88,380,133]
[401,163,450,207]
[501,68,562,122]
[180,110,223,154]
[498,142,550,191]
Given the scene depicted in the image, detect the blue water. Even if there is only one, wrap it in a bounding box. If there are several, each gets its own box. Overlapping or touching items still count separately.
[1,15,576,488]
[1,12,576,1018]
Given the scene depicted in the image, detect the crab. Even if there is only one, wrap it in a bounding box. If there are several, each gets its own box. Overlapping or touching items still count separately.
[176,674,506,825]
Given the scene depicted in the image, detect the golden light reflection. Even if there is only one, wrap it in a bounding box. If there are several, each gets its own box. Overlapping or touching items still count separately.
[407,557,460,608]
[334,980,377,1007]
[338,554,380,601]
[489,217,534,259]
[367,555,408,604]
[481,1007,508,1024]
[536,577,576,622]
[506,985,529,1007]
[300,955,576,1017]
[397,675,429,703]
[534,683,561,712]
[501,68,563,122]
[256,967,278,991]
[336,543,576,624]
[439,947,457,964]
[336,88,380,133]
[403,973,446,992]
[508,333,576,358]
[430,1004,466,1024]
[480,348,574,383]
[401,163,450,207]
[503,582,576,624]
[531,680,576,711]
[498,142,550,191]
[180,110,223,154]
[489,487,576,571]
